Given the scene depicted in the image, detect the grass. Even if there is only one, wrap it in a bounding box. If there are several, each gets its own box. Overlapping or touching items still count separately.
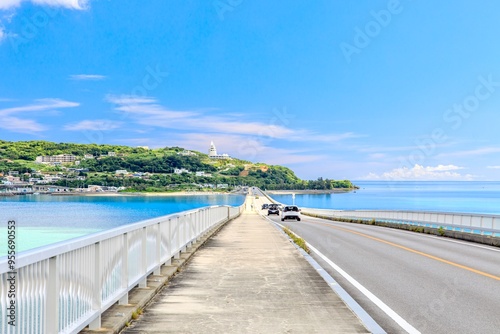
[132,307,143,320]
[283,226,310,253]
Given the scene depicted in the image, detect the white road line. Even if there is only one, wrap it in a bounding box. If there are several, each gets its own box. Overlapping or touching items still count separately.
[426,235,500,252]
[306,242,421,334]
[271,220,386,334]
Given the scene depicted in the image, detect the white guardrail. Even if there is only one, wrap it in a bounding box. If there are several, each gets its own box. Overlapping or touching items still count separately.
[0,204,243,334]
[302,208,500,237]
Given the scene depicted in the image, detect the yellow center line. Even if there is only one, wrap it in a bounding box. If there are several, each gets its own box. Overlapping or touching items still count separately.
[312,220,500,282]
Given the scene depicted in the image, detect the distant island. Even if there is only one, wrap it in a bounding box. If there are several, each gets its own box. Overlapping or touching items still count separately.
[0,140,357,194]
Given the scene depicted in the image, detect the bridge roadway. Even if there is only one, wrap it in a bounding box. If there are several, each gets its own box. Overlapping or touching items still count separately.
[122,201,371,333]
[265,208,500,333]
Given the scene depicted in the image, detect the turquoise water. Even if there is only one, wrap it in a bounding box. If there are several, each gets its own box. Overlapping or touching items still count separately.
[0,194,245,255]
[270,181,500,215]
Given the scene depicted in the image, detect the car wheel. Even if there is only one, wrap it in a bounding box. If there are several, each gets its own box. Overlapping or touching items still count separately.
[297,217,301,221]
[281,218,284,221]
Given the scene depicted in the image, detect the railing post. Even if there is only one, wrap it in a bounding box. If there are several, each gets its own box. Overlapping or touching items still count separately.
[182,214,188,251]
[140,227,147,288]
[89,242,102,330]
[174,217,180,259]
[119,233,129,305]
[46,256,59,334]
[165,219,172,265]
[155,223,161,275]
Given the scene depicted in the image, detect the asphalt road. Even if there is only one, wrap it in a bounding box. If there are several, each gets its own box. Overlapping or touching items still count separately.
[251,191,500,334]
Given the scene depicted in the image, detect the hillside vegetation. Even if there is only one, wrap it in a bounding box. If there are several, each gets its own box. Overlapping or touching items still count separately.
[0,140,356,191]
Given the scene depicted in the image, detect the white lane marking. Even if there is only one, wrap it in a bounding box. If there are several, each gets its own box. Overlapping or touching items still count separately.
[272,220,386,334]
[426,235,500,252]
[306,242,421,334]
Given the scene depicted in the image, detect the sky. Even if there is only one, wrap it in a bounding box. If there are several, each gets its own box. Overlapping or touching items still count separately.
[1,0,500,181]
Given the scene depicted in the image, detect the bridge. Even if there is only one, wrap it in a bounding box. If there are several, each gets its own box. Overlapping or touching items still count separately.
[1,189,499,333]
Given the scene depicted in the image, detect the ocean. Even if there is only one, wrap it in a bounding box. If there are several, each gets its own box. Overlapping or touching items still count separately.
[0,194,245,255]
[2,182,500,255]
[269,181,500,215]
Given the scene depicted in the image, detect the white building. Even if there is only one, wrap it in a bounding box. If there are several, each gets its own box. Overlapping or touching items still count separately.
[208,141,231,159]
[174,168,190,174]
[115,170,128,175]
[178,150,197,156]
[35,154,77,164]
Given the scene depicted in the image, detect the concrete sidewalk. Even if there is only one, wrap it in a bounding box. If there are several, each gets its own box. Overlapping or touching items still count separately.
[122,208,370,333]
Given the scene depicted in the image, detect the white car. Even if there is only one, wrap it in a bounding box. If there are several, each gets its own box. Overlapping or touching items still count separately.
[281,205,301,221]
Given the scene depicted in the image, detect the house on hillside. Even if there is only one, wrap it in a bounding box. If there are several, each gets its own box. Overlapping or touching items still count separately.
[174,168,190,174]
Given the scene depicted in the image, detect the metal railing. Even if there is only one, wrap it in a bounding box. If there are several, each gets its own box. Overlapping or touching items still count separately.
[0,204,244,333]
[302,208,500,237]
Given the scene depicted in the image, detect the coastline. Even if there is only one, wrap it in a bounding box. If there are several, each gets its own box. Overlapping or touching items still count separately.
[265,189,355,195]
[49,191,237,197]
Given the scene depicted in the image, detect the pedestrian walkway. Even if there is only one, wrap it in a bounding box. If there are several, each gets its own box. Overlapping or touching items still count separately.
[123,207,370,333]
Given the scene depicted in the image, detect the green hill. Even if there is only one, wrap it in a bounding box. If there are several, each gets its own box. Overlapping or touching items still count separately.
[0,140,356,192]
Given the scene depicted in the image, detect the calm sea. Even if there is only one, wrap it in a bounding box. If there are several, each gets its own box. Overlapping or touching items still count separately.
[270,181,500,215]
[0,194,245,255]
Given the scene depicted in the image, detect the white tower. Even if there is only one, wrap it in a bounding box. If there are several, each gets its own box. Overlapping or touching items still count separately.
[209,141,217,157]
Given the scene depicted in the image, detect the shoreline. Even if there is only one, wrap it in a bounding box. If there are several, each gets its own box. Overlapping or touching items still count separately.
[49,191,238,197]
[265,189,356,195]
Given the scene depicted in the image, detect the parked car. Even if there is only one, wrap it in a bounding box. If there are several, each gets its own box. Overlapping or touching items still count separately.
[261,203,269,210]
[281,205,301,221]
[267,204,280,215]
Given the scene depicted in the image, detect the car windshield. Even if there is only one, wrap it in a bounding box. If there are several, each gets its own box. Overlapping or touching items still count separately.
[284,206,298,212]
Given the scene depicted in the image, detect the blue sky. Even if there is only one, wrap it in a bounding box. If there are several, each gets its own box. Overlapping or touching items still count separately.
[1,0,500,181]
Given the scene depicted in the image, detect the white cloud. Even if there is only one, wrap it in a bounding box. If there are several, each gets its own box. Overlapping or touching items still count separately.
[437,147,500,158]
[424,164,464,172]
[0,24,16,43]
[170,132,325,165]
[114,133,326,168]
[0,0,89,10]
[0,98,79,114]
[0,98,79,133]
[363,164,474,181]
[106,95,358,144]
[1,116,46,132]
[0,1,22,10]
[70,74,106,81]
[296,132,363,143]
[0,26,5,42]
[64,119,122,131]
[369,153,387,159]
[106,95,295,139]
[487,166,500,169]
